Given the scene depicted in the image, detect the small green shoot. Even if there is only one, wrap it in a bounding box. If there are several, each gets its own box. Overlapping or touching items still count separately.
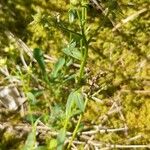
[50,57,65,80]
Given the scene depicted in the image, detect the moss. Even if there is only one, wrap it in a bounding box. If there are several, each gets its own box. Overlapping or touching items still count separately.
[0,0,149,147]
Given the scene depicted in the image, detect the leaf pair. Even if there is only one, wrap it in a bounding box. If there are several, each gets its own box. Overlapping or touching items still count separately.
[66,90,85,119]
[62,42,82,61]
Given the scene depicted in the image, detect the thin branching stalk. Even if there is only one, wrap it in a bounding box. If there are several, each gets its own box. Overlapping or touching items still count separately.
[78,0,88,83]
[67,1,89,149]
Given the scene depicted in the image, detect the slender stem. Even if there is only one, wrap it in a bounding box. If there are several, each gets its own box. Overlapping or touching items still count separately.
[79,41,88,80]
[67,114,82,149]
[78,0,88,82]
[66,1,89,149]
[67,95,88,149]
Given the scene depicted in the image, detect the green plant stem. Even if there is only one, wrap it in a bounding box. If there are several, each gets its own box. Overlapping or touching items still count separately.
[78,0,88,83]
[67,114,82,149]
[66,1,89,149]
[79,35,88,81]
[67,95,88,149]
[64,117,69,130]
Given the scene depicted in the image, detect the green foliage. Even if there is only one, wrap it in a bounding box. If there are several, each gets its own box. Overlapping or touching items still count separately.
[62,42,82,60]
[33,48,46,74]
[48,104,65,129]
[27,92,37,105]
[23,130,36,150]
[0,0,149,149]
[47,138,57,150]
[50,57,65,80]
[66,90,84,119]
[57,128,66,150]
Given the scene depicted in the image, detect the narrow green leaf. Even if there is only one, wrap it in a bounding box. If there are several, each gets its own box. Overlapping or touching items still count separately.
[69,9,76,23]
[66,91,75,118]
[74,91,85,112]
[51,57,65,79]
[33,48,46,73]
[62,42,82,60]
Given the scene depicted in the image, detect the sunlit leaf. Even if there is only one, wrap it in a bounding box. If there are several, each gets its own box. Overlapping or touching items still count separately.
[69,9,77,23]
[66,90,84,118]
[62,42,82,60]
[74,91,85,112]
[66,91,76,118]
